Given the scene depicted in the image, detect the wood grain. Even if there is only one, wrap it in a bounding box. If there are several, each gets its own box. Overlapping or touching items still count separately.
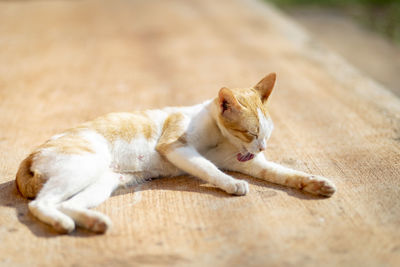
[0,0,399,266]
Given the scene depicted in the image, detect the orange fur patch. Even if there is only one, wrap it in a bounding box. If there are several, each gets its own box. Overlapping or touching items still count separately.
[156,113,187,154]
[77,112,157,143]
[39,135,94,154]
[15,152,44,199]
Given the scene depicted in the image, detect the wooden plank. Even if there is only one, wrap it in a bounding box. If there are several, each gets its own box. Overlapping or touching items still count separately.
[0,0,399,266]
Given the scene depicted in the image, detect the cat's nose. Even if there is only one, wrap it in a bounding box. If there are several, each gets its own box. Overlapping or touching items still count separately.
[258,143,266,152]
[258,140,267,152]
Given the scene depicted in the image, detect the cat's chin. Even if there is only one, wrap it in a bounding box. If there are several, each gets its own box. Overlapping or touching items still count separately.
[237,152,255,162]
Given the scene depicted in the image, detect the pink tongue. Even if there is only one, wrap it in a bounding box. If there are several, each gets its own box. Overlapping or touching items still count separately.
[237,152,255,162]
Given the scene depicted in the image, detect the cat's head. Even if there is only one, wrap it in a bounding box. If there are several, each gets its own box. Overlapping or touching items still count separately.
[216,73,276,162]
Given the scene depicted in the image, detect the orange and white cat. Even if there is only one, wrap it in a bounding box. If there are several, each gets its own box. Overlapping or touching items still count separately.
[16,73,336,234]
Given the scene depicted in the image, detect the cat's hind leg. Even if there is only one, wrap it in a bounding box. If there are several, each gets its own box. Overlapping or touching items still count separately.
[28,146,113,233]
[28,172,91,234]
[28,168,108,234]
[57,170,120,233]
[29,197,75,234]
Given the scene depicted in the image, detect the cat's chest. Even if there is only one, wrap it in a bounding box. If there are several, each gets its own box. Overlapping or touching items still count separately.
[201,139,239,168]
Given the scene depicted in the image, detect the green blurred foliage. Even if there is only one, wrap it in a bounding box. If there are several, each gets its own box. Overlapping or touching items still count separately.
[268,0,400,43]
[270,0,398,5]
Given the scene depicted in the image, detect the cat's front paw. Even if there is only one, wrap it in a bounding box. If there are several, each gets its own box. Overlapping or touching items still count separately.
[225,180,249,196]
[303,176,336,197]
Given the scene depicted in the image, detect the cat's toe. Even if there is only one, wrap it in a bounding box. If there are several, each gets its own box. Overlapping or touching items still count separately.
[85,213,112,234]
[53,218,75,234]
[91,218,111,233]
[226,180,249,196]
[303,176,336,197]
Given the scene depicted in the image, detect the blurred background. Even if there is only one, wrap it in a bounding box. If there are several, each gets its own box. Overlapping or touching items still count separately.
[268,0,400,96]
[1,1,400,266]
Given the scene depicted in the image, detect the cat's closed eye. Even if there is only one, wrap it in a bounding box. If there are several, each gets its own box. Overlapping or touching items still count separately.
[232,128,257,138]
[248,132,258,138]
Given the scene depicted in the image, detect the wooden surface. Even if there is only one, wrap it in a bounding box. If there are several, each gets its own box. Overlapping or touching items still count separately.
[1,0,400,266]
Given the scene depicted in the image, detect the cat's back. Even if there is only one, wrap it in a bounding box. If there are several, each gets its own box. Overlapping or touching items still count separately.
[78,110,168,143]
[30,106,197,157]
[82,104,205,141]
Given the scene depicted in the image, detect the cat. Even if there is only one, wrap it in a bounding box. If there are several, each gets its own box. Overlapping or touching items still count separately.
[16,73,336,234]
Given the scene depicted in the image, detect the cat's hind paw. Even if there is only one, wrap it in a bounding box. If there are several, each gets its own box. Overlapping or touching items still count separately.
[80,211,112,234]
[53,218,75,234]
[303,176,336,197]
[225,180,249,196]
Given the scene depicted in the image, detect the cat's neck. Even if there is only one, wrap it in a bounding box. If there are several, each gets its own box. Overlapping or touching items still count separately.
[205,98,222,132]
[180,98,224,150]
[208,97,227,139]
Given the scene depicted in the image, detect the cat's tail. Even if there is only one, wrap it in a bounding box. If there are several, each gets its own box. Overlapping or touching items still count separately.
[15,152,44,199]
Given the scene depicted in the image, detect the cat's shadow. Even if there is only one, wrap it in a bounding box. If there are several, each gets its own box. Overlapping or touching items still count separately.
[0,174,321,238]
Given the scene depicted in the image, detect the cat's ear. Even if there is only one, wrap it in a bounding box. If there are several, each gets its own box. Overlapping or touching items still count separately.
[218,87,242,116]
[254,73,276,102]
